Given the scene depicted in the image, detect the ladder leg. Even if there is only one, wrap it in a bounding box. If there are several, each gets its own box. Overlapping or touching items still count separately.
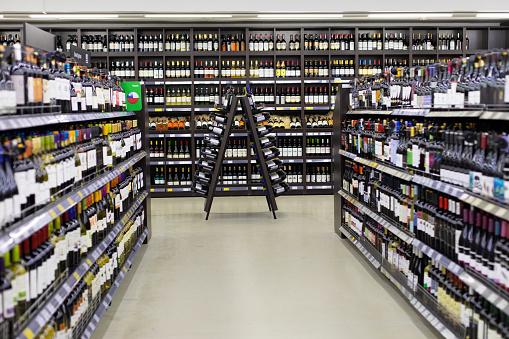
[272,210,277,219]
[265,194,272,211]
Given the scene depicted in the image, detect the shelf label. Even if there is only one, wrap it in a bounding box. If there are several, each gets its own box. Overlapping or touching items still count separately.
[224,188,230,191]
[22,328,35,339]
[167,189,173,192]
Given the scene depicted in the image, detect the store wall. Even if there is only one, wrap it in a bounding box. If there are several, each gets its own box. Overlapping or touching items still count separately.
[1,0,509,13]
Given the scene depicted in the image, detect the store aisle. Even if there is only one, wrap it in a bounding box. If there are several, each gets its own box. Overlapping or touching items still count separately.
[93,196,439,339]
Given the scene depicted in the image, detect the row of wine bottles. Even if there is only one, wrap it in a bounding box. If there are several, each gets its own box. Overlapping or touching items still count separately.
[341,198,507,339]
[0,44,127,115]
[29,202,146,339]
[148,117,190,130]
[341,115,509,202]
[0,118,142,231]
[0,163,145,336]
[351,48,509,109]
[153,166,192,186]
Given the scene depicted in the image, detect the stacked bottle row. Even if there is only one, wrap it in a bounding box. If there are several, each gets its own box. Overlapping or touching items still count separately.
[226,138,248,158]
[148,117,190,130]
[341,116,509,203]
[0,44,127,115]
[196,115,245,130]
[31,204,146,339]
[153,166,192,186]
[341,198,508,339]
[149,138,191,159]
[351,48,509,109]
[0,163,145,337]
[220,165,248,185]
[0,119,142,231]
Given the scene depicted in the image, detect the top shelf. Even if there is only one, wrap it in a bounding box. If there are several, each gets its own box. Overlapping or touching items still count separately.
[0,111,136,132]
[347,107,509,119]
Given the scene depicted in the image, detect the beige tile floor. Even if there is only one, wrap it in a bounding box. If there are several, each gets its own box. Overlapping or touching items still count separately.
[92,195,440,339]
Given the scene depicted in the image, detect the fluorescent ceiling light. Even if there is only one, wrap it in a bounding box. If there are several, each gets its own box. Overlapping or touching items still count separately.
[476,13,509,18]
[368,13,453,18]
[145,14,232,18]
[257,14,343,19]
[0,15,4,19]
[29,14,119,19]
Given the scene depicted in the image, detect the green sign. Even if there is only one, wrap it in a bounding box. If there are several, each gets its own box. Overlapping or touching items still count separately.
[122,81,142,111]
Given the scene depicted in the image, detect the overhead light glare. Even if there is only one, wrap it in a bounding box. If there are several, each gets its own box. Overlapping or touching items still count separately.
[476,13,509,18]
[257,14,343,19]
[0,15,4,19]
[29,14,119,19]
[144,14,232,18]
[367,13,453,18]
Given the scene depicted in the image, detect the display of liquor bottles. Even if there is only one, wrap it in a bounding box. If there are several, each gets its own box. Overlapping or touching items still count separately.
[220,165,248,185]
[165,34,191,52]
[412,33,435,51]
[26,202,146,339]
[412,59,436,66]
[248,34,275,52]
[162,138,192,159]
[194,87,220,105]
[249,60,275,78]
[165,87,191,106]
[350,48,509,109]
[330,34,355,50]
[149,117,190,131]
[331,59,355,78]
[225,138,248,158]
[110,61,136,79]
[145,87,165,106]
[219,60,246,78]
[276,60,301,78]
[64,35,78,52]
[358,59,382,77]
[138,61,164,79]
[358,33,383,51]
[303,60,327,78]
[221,34,246,51]
[306,137,331,156]
[166,60,191,78]
[108,34,135,52]
[305,116,333,129]
[138,34,164,52]
[165,165,192,186]
[81,35,107,52]
[251,87,275,104]
[303,34,329,51]
[307,165,331,183]
[284,165,303,184]
[383,58,408,74]
[304,87,329,105]
[438,33,463,51]
[384,33,408,50]
[193,34,220,52]
[278,137,303,157]
[275,87,301,105]
[1,34,21,47]
[0,161,145,336]
[0,44,127,115]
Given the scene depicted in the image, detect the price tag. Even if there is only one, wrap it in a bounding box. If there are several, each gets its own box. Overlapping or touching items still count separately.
[167,189,173,192]
[224,188,230,191]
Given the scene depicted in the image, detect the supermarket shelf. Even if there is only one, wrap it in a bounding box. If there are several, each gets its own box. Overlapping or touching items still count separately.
[1,151,147,255]
[275,131,303,136]
[479,111,509,120]
[148,131,192,137]
[0,111,136,132]
[391,108,430,117]
[426,110,483,118]
[346,110,392,116]
[150,160,192,165]
[339,226,381,269]
[338,189,414,244]
[339,228,460,339]
[306,130,332,136]
[306,158,332,163]
[280,158,304,163]
[340,184,509,317]
[17,191,148,339]
[306,185,333,190]
[304,105,331,110]
[166,187,192,192]
[216,186,249,191]
[338,151,412,181]
[379,265,458,339]
[81,227,148,339]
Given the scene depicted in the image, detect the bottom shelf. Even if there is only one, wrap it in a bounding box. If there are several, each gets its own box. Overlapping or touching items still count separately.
[339,226,463,339]
[81,227,149,339]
